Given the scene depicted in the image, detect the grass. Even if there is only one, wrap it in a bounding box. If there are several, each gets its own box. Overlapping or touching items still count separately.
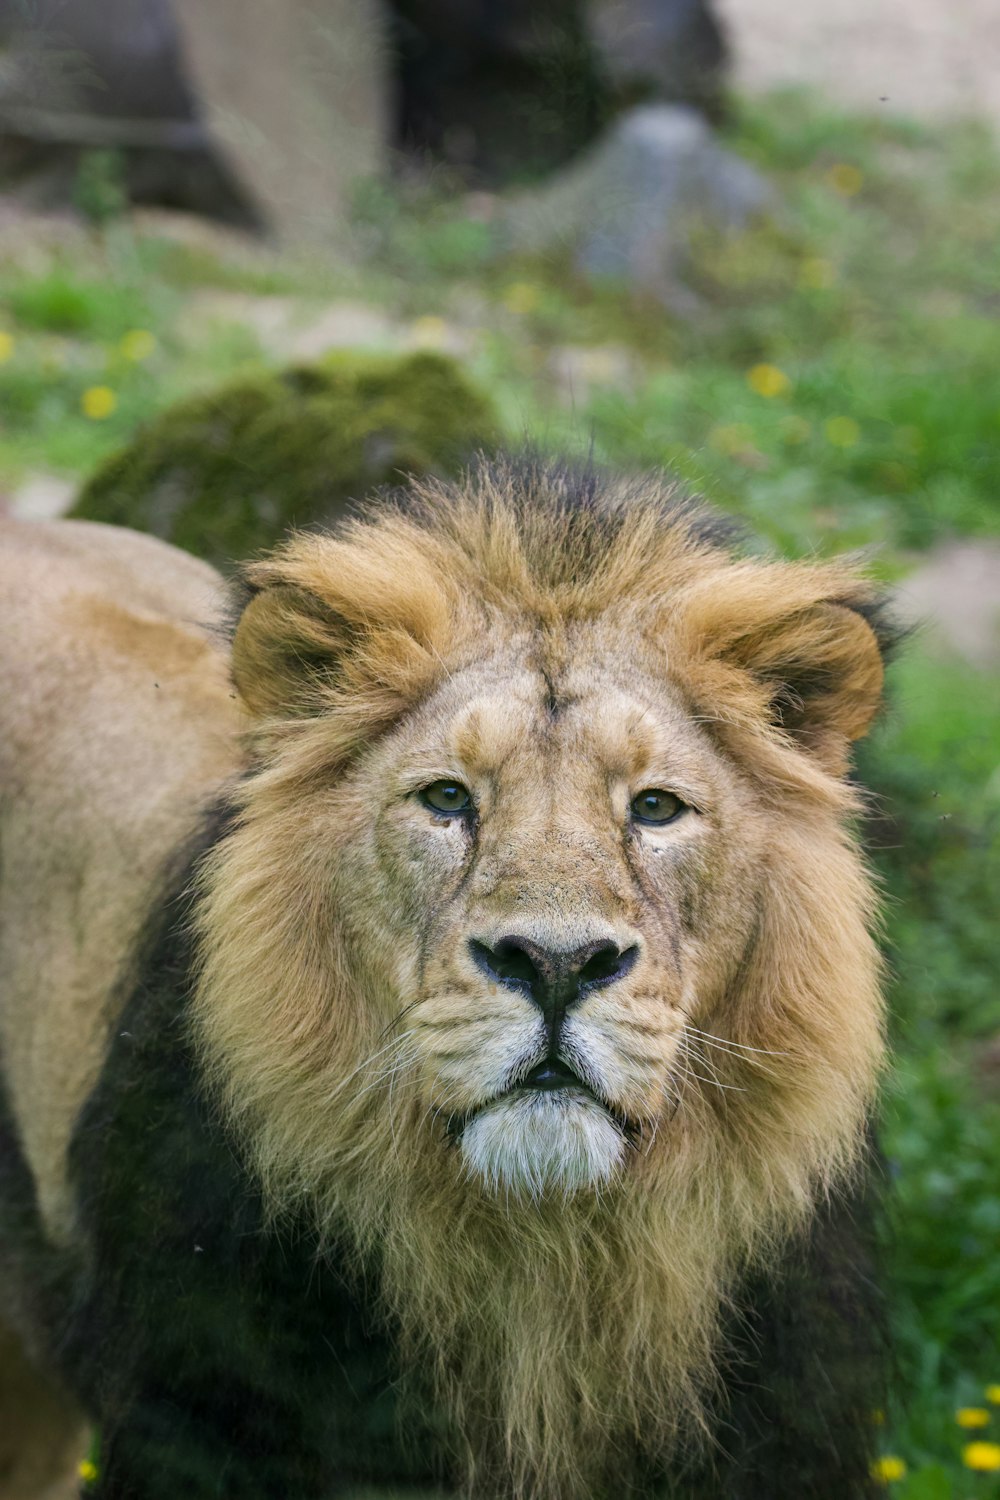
[859,656,1000,1497]
[2,88,999,1497]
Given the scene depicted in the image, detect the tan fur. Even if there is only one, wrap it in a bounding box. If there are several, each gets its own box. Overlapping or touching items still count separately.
[0,516,243,1242]
[190,463,888,1497]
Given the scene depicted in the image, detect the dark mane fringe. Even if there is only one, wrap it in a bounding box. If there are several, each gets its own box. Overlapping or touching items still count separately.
[372,449,743,581]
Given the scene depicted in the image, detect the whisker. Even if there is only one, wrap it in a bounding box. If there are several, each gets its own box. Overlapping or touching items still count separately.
[416,1014,511,1031]
[349,1048,420,1106]
[324,1032,417,1103]
[685,1025,789,1059]
[684,1034,726,1092]
[675,1063,746,1094]
[673,1042,747,1094]
[376,998,425,1044]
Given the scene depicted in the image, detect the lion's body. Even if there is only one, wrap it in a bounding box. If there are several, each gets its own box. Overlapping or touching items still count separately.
[0,517,240,1241]
[0,466,889,1499]
[0,516,242,1495]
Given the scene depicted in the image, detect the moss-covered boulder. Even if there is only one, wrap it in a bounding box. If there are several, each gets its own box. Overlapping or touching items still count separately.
[72,350,498,568]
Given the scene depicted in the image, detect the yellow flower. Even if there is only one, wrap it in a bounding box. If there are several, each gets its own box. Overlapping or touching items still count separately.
[799,257,835,290]
[503,281,540,315]
[826,162,863,196]
[824,415,860,448]
[986,1384,1000,1404]
[957,1407,991,1428]
[871,1455,907,1483]
[747,363,791,398]
[78,1460,99,1482]
[0,330,14,363]
[119,328,157,361]
[963,1442,1000,1472]
[81,385,118,420]
[870,1408,886,1427]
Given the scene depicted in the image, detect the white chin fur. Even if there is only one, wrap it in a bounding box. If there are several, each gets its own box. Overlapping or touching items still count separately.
[460,1090,627,1199]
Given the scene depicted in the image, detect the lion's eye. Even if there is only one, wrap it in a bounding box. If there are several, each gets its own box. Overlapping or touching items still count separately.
[630,789,686,825]
[419,780,472,816]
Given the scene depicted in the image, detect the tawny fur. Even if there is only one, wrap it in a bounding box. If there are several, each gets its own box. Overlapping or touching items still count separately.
[0,516,243,1498]
[0,517,241,1242]
[188,460,888,1497]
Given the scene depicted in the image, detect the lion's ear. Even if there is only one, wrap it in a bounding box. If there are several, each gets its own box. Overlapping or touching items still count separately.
[231,583,348,718]
[725,601,885,769]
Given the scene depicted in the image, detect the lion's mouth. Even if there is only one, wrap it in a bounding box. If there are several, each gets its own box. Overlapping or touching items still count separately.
[518,1057,584,1093]
[448,1056,634,1140]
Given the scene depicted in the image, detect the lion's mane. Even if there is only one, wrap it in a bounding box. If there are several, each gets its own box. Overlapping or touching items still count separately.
[190,459,888,1497]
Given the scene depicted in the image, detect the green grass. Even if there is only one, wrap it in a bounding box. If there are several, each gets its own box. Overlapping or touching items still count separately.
[2,88,999,1497]
[859,656,1000,1496]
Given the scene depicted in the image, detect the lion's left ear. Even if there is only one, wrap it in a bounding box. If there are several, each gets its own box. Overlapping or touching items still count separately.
[231,582,348,718]
[724,600,886,768]
[230,531,453,722]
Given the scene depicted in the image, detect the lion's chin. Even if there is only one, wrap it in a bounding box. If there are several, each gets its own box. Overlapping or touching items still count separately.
[459,1089,628,1200]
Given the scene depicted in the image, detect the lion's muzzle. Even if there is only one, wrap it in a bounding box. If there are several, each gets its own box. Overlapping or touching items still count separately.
[468,932,639,1045]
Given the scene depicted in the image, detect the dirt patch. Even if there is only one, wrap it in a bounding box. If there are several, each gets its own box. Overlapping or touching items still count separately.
[717,0,1000,127]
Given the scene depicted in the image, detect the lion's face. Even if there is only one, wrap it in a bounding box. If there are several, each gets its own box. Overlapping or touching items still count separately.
[334,626,765,1198]
[202,462,886,1236]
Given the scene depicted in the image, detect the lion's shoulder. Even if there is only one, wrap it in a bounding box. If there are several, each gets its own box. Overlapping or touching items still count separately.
[0,517,244,1238]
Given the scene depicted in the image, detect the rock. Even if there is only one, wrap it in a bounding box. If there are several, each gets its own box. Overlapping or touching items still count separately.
[0,0,197,125]
[7,473,76,522]
[716,0,1000,130]
[171,0,388,246]
[503,104,773,308]
[0,0,251,221]
[0,0,388,236]
[896,540,1000,670]
[586,0,728,120]
[70,350,498,569]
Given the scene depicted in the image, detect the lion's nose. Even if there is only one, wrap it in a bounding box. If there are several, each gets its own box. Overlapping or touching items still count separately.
[469,934,638,1036]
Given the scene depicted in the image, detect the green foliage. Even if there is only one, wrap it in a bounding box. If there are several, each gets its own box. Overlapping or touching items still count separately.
[4,266,155,339]
[73,149,128,228]
[71,351,498,567]
[859,655,1000,1496]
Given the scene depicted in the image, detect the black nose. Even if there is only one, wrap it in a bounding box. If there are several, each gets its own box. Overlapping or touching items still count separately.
[469,935,638,1037]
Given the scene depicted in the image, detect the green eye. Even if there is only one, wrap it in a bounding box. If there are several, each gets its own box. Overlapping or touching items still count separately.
[630,789,686,825]
[419,780,472,816]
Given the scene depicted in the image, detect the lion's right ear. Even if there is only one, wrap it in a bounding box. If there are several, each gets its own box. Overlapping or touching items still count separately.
[231,583,348,718]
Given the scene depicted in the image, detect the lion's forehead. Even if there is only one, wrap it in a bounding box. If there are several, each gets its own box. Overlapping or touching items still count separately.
[403,647,721,803]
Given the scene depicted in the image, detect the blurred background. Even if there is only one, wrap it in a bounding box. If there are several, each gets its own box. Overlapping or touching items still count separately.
[1,2,998,1495]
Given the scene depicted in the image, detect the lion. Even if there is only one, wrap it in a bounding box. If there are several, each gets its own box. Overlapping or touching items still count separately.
[0,458,891,1500]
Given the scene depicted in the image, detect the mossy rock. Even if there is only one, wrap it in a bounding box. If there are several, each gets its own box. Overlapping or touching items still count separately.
[72,350,498,568]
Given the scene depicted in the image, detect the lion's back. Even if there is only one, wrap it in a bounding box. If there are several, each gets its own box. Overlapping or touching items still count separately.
[0,517,243,1239]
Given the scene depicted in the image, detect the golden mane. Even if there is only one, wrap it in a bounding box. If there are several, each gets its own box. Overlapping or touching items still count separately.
[192,458,887,1497]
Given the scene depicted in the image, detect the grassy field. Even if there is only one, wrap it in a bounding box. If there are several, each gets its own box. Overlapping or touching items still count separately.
[2,90,999,1498]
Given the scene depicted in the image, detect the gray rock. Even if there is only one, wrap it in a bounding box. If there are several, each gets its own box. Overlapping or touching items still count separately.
[896,541,1000,670]
[504,104,774,308]
[172,0,388,247]
[586,0,728,119]
[8,473,76,523]
[0,0,389,240]
[0,0,198,125]
[0,0,253,220]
